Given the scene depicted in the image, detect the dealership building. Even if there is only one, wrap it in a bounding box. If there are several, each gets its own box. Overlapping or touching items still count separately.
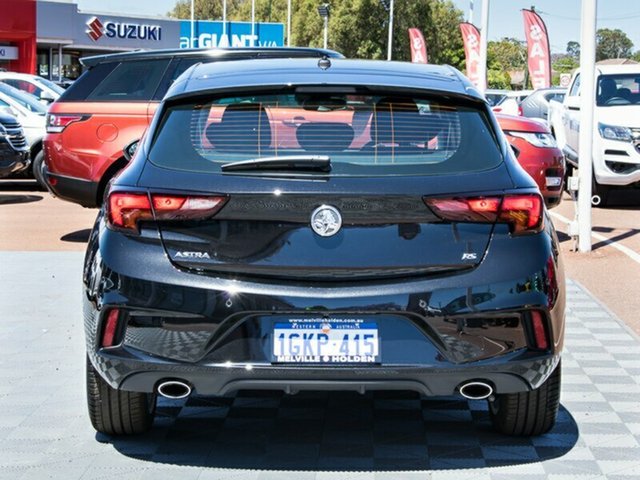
[0,0,284,81]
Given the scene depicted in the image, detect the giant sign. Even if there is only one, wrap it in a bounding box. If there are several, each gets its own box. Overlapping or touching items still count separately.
[179,21,284,49]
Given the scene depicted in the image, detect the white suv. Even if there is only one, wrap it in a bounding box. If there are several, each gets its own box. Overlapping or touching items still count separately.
[553,65,640,206]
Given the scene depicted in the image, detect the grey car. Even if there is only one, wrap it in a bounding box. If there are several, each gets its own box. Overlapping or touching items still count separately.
[519,88,566,122]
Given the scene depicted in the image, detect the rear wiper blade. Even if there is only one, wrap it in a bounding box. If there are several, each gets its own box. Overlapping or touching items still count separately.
[221,155,331,172]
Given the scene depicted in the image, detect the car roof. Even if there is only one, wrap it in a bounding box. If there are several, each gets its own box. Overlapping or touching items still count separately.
[595,64,640,75]
[0,72,41,81]
[165,58,480,101]
[80,47,343,67]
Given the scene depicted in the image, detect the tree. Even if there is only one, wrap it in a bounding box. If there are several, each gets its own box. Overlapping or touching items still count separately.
[167,0,465,68]
[596,28,633,61]
[486,38,527,88]
[566,41,580,60]
[168,0,242,20]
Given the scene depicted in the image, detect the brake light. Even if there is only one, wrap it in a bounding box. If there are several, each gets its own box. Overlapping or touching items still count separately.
[108,192,153,231]
[46,114,89,133]
[425,194,543,235]
[102,309,120,348]
[530,310,549,350]
[501,195,543,233]
[107,192,228,232]
[517,105,523,116]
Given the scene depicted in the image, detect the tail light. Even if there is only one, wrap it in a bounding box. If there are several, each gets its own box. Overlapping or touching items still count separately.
[101,309,121,348]
[517,105,523,116]
[530,310,549,350]
[425,194,543,235]
[107,192,228,232]
[46,114,90,133]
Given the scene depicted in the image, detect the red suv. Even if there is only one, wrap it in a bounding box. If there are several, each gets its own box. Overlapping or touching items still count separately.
[43,48,341,207]
[496,113,565,208]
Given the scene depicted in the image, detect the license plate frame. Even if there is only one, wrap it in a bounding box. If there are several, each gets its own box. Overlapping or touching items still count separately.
[272,317,380,364]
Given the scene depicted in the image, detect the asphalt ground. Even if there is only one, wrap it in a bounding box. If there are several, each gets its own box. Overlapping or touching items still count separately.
[2,179,640,478]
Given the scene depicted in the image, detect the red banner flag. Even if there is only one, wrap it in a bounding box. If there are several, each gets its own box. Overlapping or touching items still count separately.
[408,28,428,64]
[522,9,551,89]
[459,22,482,88]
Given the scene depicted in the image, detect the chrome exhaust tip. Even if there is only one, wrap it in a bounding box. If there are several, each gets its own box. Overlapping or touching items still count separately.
[157,380,192,399]
[591,195,602,206]
[458,381,494,400]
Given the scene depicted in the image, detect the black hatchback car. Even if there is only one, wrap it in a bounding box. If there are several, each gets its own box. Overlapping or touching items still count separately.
[83,58,565,437]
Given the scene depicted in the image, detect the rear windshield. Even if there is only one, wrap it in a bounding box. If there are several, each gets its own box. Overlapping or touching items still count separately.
[148,90,503,176]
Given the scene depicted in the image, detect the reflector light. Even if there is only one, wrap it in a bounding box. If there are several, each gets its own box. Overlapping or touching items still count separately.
[102,309,120,348]
[531,310,549,350]
[425,194,543,235]
[106,191,228,232]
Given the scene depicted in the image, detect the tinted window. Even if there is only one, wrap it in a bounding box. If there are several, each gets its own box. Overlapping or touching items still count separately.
[1,79,43,98]
[153,57,204,101]
[544,92,565,103]
[58,62,118,102]
[86,59,170,101]
[149,89,503,177]
[35,77,65,95]
[569,74,581,96]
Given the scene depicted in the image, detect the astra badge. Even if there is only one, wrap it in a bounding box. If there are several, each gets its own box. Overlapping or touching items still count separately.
[311,205,342,237]
[174,251,210,259]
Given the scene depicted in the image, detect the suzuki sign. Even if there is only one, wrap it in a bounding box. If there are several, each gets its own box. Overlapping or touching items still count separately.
[86,16,163,42]
[179,21,283,49]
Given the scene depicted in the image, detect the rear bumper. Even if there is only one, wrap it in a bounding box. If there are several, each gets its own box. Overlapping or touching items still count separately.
[107,354,559,397]
[44,169,99,207]
[84,216,566,399]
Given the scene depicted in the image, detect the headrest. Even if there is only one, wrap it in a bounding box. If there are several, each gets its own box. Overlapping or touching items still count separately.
[205,103,271,153]
[296,122,355,152]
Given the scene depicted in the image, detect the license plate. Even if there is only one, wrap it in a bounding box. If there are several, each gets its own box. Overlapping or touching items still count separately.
[272,318,380,363]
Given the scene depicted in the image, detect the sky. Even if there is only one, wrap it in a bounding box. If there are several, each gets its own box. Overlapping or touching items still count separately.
[77,0,640,54]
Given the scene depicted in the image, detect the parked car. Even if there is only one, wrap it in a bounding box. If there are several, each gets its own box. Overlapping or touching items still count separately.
[484,89,509,107]
[496,113,565,208]
[0,83,47,187]
[519,87,566,123]
[0,72,64,104]
[491,90,534,116]
[0,112,30,178]
[43,47,343,208]
[549,64,640,207]
[83,58,565,437]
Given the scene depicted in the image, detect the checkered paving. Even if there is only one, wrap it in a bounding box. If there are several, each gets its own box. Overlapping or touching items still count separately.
[1,252,640,479]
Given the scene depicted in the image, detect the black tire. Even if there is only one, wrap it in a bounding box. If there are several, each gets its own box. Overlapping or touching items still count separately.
[86,355,156,435]
[564,162,577,195]
[591,176,610,208]
[489,361,561,436]
[32,150,47,190]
